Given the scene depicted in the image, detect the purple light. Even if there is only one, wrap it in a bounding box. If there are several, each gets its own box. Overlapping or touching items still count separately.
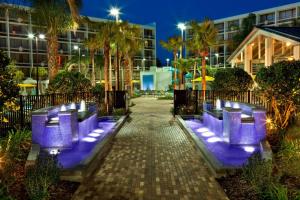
[201,131,215,137]
[93,129,105,133]
[88,133,101,137]
[197,127,209,133]
[243,146,256,153]
[207,137,222,143]
[82,137,97,142]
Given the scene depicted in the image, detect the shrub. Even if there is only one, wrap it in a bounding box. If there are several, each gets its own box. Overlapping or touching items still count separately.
[256,61,300,130]
[112,108,127,116]
[0,51,20,123]
[26,155,60,200]
[212,67,253,91]
[0,183,14,200]
[264,183,288,200]
[276,138,300,178]
[47,71,92,94]
[91,83,104,96]
[242,154,274,195]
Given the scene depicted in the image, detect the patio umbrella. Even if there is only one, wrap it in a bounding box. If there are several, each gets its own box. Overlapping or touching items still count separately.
[191,76,215,82]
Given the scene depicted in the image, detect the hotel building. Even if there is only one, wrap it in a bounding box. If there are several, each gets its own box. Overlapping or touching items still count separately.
[0,4,157,81]
[186,2,300,68]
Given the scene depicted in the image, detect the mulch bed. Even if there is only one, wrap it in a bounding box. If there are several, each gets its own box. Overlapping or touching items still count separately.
[217,172,259,200]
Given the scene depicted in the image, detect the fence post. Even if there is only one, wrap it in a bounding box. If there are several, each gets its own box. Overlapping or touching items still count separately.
[247,91,251,104]
[51,93,55,106]
[20,95,24,129]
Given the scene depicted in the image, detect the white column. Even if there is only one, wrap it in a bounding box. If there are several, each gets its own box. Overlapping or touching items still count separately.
[293,45,300,60]
[258,36,261,59]
[244,45,252,74]
[265,37,273,67]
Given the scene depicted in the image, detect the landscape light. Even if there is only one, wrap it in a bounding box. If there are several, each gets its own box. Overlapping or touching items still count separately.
[38,34,45,40]
[28,33,34,39]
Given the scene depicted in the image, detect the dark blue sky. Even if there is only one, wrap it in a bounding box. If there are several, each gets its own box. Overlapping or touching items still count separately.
[81,0,299,64]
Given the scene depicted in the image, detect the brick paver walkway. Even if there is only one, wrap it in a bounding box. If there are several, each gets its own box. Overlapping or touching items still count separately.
[73,98,228,200]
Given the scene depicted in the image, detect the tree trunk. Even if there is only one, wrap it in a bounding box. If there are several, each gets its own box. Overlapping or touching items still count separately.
[202,56,206,99]
[116,47,120,90]
[91,50,95,87]
[104,43,110,105]
[47,35,59,80]
[173,51,177,90]
[109,51,112,91]
[114,53,118,90]
[193,61,197,90]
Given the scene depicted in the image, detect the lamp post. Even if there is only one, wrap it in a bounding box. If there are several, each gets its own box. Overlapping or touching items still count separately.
[109,7,121,90]
[215,53,219,67]
[74,45,81,73]
[28,33,45,96]
[109,7,121,23]
[177,22,186,59]
[166,58,170,67]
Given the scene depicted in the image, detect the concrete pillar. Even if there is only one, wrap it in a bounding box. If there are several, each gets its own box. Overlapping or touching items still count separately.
[5,9,10,58]
[265,37,273,67]
[293,45,300,60]
[244,45,252,74]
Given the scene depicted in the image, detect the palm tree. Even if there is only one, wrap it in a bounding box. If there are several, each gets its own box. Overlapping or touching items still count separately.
[97,21,119,104]
[66,0,82,26]
[174,58,192,89]
[84,36,101,86]
[160,36,183,89]
[120,23,142,95]
[187,19,217,97]
[28,0,82,80]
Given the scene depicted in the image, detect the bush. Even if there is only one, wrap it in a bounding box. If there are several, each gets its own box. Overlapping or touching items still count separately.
[26,155,60,200]
[276,138,300,178]
[256,61,300,130]
[212,67,253,91]
[112,108,127,116]
[47,71,92,94]
[264,183,288,200]
[0,51,20,123]
[242,154,274,195]
[0,183,13,200]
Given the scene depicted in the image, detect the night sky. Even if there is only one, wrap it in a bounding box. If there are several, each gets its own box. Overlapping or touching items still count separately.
[80,0,299,64]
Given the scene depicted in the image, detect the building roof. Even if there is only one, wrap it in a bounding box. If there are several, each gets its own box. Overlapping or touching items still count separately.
[227,26,300,62]
[258,26,300,42]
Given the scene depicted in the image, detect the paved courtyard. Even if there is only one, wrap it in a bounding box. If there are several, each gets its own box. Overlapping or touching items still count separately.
[73,97,228,200]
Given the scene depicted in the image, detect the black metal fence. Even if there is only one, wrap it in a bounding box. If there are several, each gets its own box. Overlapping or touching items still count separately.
[173,90,272,115]
[0,91,127,135]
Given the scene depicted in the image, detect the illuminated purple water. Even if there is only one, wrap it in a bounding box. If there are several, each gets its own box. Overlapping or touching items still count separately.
[185,119,259,167]
[57,119,116,169]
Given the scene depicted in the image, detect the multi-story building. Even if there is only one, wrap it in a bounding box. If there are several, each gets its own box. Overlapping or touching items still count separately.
[186,2,300,68]
[0,4,156,82]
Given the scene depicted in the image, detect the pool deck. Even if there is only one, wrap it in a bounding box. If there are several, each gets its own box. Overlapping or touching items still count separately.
[73,97,228,200]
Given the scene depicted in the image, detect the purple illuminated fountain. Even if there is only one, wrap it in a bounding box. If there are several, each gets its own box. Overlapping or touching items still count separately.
[183,99,267,168]
[31,101,117,169]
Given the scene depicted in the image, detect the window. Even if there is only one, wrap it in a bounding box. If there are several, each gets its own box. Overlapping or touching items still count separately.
[215,23,224,33]
[144,29,154,38]
[0,38,6,48]
[259,13,275,24]
[227,20,239,31]
[279,9,296,20]
[11,53,29,64]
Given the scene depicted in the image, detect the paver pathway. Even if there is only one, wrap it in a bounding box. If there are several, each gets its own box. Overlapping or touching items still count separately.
[73,97,228,200]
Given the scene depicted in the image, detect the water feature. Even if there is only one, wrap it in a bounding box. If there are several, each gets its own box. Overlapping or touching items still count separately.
[183,100,267,167]
[31,102,119,169]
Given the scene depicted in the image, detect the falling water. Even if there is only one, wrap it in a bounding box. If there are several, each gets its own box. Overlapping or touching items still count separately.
[70,102,76,110]
[216,99,222,110]
[80,100,86,112]
[60,105,67,112]
[225,101,231,108]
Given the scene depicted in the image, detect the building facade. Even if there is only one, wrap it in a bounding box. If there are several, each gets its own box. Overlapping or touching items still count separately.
[228,27,300,76]
[186,2,300,68]
[0,4,156,81]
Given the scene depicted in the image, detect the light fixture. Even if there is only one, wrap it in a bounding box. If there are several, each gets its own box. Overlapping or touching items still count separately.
[215,53,219,57]
[109,7,120,17]
[286,42,291,47]
[177,22,186,31]
[243,146,256,153]
[207,137,222,143]
[28,33,34,39]
[38,34,45,40]
[74,45,79,50]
